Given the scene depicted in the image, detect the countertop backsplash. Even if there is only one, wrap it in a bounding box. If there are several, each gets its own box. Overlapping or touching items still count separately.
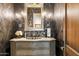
[25,30,46,37]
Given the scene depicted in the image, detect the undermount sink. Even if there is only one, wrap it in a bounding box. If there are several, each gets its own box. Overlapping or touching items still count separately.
[26,37,42,39]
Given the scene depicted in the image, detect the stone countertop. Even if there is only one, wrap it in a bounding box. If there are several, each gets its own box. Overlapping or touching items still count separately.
[10,37,56,42]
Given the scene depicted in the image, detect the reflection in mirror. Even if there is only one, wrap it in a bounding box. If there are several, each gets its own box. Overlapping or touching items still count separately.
[33,13,41,29]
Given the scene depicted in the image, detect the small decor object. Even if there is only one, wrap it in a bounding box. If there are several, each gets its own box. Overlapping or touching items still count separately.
[15,31,23,38]
[47,28,51,37]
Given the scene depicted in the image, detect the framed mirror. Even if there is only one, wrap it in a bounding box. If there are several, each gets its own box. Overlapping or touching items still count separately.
[24,3,44,31]
[27,7,43,30]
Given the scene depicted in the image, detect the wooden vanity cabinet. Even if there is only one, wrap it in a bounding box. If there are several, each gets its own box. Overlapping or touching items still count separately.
[10,38,56,56]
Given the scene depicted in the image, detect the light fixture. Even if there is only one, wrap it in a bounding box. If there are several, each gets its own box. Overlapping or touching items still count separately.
[42,11,53,19]
[21,11,26,17]
[47,12,53,19]
[42,11,47,17]
[15,13,21,19]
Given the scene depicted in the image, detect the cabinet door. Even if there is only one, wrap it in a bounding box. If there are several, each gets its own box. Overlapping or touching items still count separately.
[32,49,50,56]
[32,41,50,56]
[16,42,33,56]
[32,41,50,49]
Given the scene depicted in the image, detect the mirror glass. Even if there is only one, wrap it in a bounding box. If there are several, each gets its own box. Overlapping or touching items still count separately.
[33,13,41,29]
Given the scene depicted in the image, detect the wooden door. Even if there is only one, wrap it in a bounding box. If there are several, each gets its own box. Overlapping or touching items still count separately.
[65,3,79,56]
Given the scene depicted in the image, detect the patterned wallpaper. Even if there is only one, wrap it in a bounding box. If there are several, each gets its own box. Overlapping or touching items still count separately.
[0,4,15,55]
[25,30,46,37]
[0,3,25,56]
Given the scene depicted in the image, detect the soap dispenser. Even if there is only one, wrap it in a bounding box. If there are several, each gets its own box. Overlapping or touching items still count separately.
[47,28,51,38]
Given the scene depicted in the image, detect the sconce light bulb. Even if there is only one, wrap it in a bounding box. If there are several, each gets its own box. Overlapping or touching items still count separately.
[15,13,21,19]
[21,11,26,17]
[42,11,47,17]
[48,13,53,18]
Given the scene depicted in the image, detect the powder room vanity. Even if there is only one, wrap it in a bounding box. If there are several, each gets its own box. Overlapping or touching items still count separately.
[10,4,56,56]
[10,38,56,56]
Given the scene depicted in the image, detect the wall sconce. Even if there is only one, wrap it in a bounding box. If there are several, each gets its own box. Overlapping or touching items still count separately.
[42,11,47,18]
[42,11,53,19]
[15,13,21,19]
[47,12,53,19]
[20,11,26,17]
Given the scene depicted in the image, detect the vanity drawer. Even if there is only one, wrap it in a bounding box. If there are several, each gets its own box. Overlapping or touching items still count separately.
[16,49,32,56]
[16,41,50,49]
[16,42,32,49]
[32,41,50,48]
